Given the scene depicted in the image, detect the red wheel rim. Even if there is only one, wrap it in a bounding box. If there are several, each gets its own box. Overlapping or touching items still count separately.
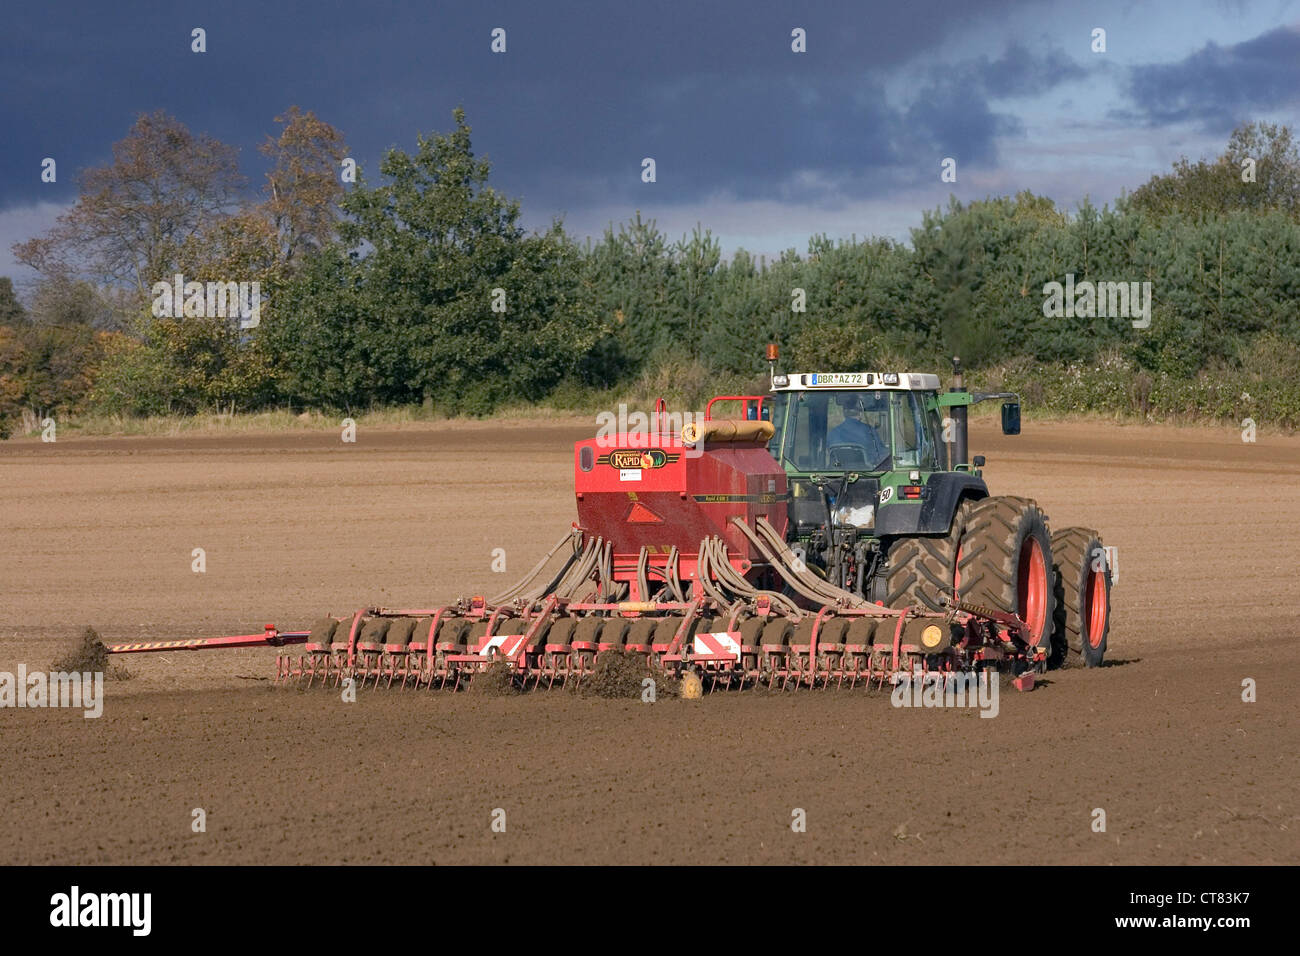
[1018,537,1048,644]
[1086,566,1108,648]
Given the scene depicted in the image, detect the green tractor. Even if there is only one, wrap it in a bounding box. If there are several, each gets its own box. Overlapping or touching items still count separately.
[757,350,1111,668]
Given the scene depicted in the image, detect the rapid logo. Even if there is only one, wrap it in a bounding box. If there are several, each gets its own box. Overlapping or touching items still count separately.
[597,449,680,470]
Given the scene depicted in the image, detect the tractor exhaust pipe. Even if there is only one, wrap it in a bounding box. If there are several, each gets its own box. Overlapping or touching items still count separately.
[949,356,968,469]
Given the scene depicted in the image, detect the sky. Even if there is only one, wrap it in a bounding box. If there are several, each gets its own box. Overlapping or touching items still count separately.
[2,0,1299,294]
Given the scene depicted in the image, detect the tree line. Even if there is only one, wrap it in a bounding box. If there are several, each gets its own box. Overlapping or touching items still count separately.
[3,111,1299,436]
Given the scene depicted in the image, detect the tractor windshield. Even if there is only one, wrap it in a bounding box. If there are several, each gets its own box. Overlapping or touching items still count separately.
[768,390,943,473]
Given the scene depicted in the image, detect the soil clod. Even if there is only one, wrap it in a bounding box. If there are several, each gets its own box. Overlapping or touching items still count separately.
[50,627,132,679]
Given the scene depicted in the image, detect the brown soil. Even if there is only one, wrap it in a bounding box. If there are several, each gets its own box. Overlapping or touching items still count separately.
[0,419,1296,864]
[50,626,109,673]
[466,659,519,696]
[49,626,130,680]
[578,650,669,699]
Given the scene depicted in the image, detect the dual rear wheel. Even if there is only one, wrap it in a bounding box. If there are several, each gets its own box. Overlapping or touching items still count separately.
[1048,527,1110,668]
[954,495,1054,656]
[883,495,1108,667]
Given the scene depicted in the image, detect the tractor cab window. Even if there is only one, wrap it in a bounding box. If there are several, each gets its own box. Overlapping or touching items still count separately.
[765,393,787,461]
[777,390,891,472]
[772,389,941,473]
[892,392,944,471]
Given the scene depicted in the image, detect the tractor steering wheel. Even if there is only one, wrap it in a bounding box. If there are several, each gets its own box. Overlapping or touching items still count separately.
[828,443,868,469]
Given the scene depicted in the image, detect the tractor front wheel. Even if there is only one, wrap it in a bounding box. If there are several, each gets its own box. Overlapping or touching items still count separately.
[882,500,972,611]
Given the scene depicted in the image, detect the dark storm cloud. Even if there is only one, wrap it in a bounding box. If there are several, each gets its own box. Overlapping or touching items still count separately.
[969,41,1090,99]
[899,43,1089,174]
[1121,25,1300,132]
[0,0,1049,216]
[503,38,1091,210]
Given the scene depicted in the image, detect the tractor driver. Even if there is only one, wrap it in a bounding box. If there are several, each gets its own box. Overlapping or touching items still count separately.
[827,393,889,468]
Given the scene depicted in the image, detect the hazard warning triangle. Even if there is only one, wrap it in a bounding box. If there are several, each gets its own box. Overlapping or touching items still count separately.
[626,502,664,523]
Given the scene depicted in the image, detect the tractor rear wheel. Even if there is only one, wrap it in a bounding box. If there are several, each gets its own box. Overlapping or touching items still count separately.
[1049,527,1110,668]
[956,496,1055,653]
[882,500,972,611]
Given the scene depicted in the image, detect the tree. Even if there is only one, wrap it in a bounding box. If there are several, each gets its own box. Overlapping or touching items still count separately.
[260,106,349,266]
[266,109,608,413]
[0,277,26,325]
[587,213,676,360]
[671,225,721,362]
[27,276,121,330]
[13,111,244,297]
[1223,122,1300,217]
[1127,122,1300,220]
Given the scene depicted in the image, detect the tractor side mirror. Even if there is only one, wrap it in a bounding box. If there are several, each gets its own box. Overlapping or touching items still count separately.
[1001,402,1021,435]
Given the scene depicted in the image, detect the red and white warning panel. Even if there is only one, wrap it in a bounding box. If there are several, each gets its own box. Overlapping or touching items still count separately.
[693,630,742,662]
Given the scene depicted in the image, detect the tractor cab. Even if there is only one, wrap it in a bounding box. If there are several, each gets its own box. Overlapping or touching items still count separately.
[733,348,1021,597]
[759,370,956,541]
[765,380,945,475]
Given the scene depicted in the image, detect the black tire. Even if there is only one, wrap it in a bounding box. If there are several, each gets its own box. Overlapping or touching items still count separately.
[882,500,973,611]
[1049,527,1110,668]
[956,496,1055,652]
